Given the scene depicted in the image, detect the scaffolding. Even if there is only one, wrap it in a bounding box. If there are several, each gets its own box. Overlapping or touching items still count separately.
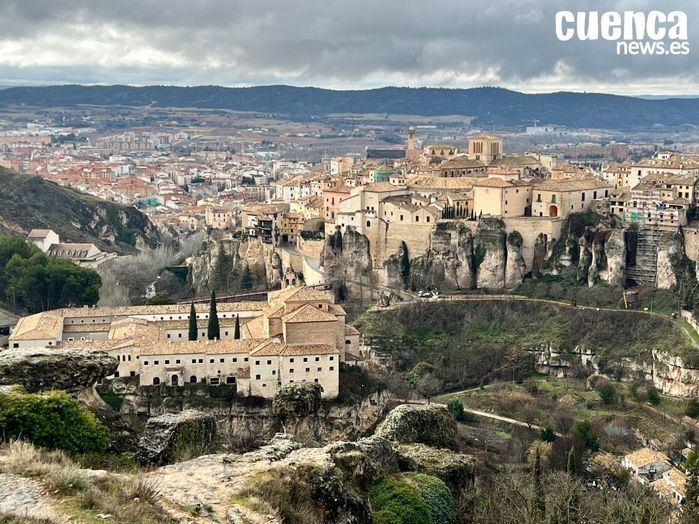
[626,221,662,286]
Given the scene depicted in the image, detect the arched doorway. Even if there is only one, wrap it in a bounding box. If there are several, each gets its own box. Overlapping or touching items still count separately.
[190,375,197,383]
[171,375,179,386]
[153,377,160,385]
[549,205,558,217]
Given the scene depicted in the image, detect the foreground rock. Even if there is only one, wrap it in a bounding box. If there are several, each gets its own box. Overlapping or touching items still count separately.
[375,404,458,450]
[136,410,216,465]
[150,404,473,522]
[0,348,117,392]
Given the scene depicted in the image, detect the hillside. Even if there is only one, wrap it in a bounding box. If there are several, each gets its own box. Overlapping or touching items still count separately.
[0,167,159,254]
[1,85,699,129]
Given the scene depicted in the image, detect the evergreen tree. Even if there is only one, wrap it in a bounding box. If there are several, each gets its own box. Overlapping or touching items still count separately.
[213,244,228,291]
[400,241,410,290]
[207,290,220,340]
[533,448,546,520]
[566,447,576,476]
[188,302,198,341]
[240,264,254,291]
[234,314,241,339]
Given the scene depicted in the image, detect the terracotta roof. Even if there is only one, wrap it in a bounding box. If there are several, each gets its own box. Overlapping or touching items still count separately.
[534,178,611,192]
[9,312,63,341]
[139,339,264,356]
[277,343,339,356]
[242,315,265,339]
[361,182,405,192]
[282,303,338,323]
[624,448,669,468]
[473,178,532,188]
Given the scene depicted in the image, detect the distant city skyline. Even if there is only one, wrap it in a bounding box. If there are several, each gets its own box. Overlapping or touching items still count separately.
[0,0,697,96]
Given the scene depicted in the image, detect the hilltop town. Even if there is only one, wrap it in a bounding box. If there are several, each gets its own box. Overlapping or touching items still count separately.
[3,106,699,522]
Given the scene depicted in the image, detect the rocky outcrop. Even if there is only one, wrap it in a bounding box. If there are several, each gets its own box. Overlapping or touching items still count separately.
[652,350,699,397]
[0,348,117,393]
[272,382,322,420]
[407,221,475,291]
[656,237,679,289]
[396,443,475,492]
[375,404,457,450]
[505,231,526,288]
[474,218,507,288]
[190,237,282,293]
[136,410,216,465]
[321,225,373,297]
[598,229,626,287]
[149,404,473,522]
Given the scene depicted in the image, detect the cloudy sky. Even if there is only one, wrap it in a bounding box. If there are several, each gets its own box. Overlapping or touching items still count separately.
[0,0,697,95]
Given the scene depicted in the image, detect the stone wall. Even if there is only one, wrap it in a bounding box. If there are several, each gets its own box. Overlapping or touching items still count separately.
[502,216,564,271]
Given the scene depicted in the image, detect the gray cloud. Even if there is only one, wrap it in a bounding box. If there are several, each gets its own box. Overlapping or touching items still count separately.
[0,0,696,94]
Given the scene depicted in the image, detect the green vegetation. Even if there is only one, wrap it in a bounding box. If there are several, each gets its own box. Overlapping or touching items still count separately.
[234,314,241,339]
[188,302,198,341]
[355,300,694,391]
[647,386,661,405]
[686,398,699,418]
[0,390,108,454]
[0,236,100,313]
[335,364,385,405]
[447,397,464,421]
[369,476,431,524]
[240,263,254,291]
[399,241,410,290]
[207,290,220,340]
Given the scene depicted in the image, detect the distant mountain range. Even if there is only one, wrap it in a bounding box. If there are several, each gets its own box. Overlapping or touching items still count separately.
[1,85,699,130]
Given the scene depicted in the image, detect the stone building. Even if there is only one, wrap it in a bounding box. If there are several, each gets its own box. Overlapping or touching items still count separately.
[8,285,352,399]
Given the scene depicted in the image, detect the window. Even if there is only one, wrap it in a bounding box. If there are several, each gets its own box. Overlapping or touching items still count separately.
[267,360,272,365]
[426,216,430,223]
[272,370,276,375]
[209,377,219,385]
[233,357,238,363]
[209,359,214,363]
[255,374,261,380]
[130,371,136,377]
[190,375,197,383]
[329,366,334,371]
[314,378,319,383]
[329,356,334,361]
[290,368,294,373]
[255,360,260,365]
[366,221,370,228]
[306,367,310,372]
[220,358,224,363]
[144,361,149,366]
[167,334,171,339]
[165,360,170,365]
[303,357,308,362]
[244,357,249,362]
[317,367,322,372]
[192,359,196,364]
[226,376,236,384]
[198,359,203,363]
[290,358,295,363]
[152,377,160,385]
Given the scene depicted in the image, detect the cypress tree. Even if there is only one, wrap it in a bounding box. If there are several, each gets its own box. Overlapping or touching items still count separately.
[241,264,254,291]
[207,290,220,340]
[400,241,410,290]
[533,448,546,520]
[188,302,198,341]
[234,314,241,339]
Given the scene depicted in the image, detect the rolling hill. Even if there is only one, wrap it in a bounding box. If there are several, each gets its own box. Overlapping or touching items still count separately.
[0,167,159,253]
[0,85,698,129]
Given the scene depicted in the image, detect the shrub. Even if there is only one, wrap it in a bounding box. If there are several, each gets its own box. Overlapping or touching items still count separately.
[599,384,616,405]
[369,476,432,524]
[647,387,661,405]
[686,398,699,419]
[0,390,109,454]
[403,473,457,524]
[447,398,464,421]
[540,427,556,443]
[573,420,599,451]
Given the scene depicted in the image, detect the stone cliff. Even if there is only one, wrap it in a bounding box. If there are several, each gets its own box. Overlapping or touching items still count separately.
[190,237,283,292]
[528,343,699,397]
[321,225,373,298]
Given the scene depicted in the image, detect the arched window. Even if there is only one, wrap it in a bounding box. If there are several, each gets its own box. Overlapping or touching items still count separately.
[152,377,160,385]
[171,375,179,386]
[190,375,197,383]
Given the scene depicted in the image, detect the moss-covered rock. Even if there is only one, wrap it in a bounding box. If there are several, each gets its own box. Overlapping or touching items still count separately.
[272,382,322,420]
[135,410,216,465]
[375,404,457,450]
[395,443,474,493]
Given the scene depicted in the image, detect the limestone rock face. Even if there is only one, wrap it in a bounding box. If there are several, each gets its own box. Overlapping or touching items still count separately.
[531,233,550,279]
[652,350,699,397]
[375,404,457,450]
[408,222,475,291]
[598,229,626,287]
[474,218,507,289]
[656,238,678,289]
[577,236,592,283]
[0,348,117,393]
[321,226,373,297]
[505,232,526,289]
[272,382,322,420]
[395,443,475,492]
[136,410,216,465]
